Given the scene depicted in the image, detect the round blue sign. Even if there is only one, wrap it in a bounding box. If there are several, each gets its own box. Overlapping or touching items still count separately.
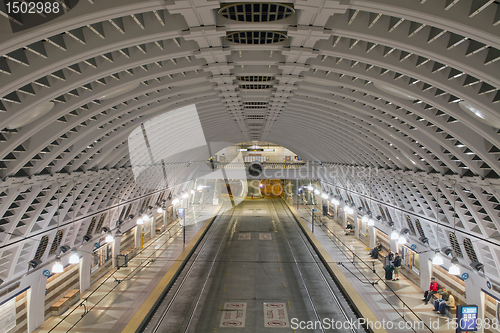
[462,272,469,280]
[94,242,100,249]
[487,281,492,289]
[42,269,50,277]
[410,244,417,250]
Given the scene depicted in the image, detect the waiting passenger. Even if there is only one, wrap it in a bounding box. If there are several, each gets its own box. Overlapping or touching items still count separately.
[422,277,439,304]
[370,242,382,259]
[345,222,354,235]
[392,253,401,281]
[436,290,455,315]
[432,287,448,310]
[387,250,395,263]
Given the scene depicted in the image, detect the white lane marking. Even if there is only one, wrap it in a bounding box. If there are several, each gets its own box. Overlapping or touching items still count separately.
[263,302,290,327]
[238,233,251,240]
[259,233,272,240]
[220,302,247,328]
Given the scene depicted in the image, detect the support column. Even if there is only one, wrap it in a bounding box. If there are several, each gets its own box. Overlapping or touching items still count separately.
[112,236,121,269]
[419,251,433,292]
[390,237,398,253]
[79,241,93,293]
[368,225,376,249]
[151,213,157,238]
[162,210,167,227]
[342,205,347,229]
[464,276,485,333]
[135,225,142,249]
[353,211,359,239]
[27,270,47,333]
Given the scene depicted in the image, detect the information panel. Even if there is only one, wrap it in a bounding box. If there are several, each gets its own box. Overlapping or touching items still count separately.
[457,305,478,332]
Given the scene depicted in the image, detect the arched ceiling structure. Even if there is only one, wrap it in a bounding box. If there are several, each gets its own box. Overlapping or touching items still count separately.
[0,0,499,287]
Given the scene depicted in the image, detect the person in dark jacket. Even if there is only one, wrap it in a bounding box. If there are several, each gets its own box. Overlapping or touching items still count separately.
[433,287,448,310]
[392,253,401,280]
[387,250,395,263]
[370,242,382,259]
[423,278,439,304]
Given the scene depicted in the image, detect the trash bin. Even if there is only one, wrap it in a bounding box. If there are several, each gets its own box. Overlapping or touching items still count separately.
[117,254,128,267]
[384,265,394,280]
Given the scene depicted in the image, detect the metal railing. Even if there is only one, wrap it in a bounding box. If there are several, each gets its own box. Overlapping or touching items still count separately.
[211,161,305,169]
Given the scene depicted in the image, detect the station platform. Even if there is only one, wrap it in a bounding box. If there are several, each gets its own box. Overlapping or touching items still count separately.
[34,204,222,333]
[294,205,454,333]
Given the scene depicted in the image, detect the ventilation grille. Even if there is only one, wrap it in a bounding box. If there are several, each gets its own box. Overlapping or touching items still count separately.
[464,238,479,262]
[237,76,275,82]
[243,102,269,106]
[219,3,294,22]
[227,31,287,44]
[246,115,266,120]
[415,219,425,237]
[239,84,273,89]
[405,215,416,235]
[247,123,263,127]
[449,232,463,258]
[34,235,49,260]
[244,105,268,109]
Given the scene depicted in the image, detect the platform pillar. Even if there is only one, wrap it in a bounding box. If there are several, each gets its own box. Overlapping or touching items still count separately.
[112,236,121,269]
[419,251,433,292]
[353,210,359,239]
[342,205,347,229]
[368,225,376,249]
[135,225,142,249]
[27,270,47,333]
[151,213,157,238]
[79,241,93,293]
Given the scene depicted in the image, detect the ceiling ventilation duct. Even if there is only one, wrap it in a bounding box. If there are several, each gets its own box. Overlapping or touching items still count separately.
[239,84,273,89]
[219,3,294,22]
[226,31,287,44]
[237,76,275,82]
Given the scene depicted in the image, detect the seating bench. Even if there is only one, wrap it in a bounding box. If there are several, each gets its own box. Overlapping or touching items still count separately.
[429,294,457,318]
[64,289,80,306]
[50,297,70,316]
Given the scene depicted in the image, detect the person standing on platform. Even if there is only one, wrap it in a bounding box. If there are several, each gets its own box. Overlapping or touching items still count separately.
[423,277,439,304]
[392,253,401,281]
[387,250,395,264]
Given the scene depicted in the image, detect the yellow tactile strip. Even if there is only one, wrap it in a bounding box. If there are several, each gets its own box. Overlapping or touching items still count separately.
[288,206,388,333]
[121,216,217,333]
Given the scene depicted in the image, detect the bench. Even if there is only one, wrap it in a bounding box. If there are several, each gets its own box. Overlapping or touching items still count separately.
[64,289,80,306]
[156,225,166,233]
[429,294,457,318]
[50,297,70,316]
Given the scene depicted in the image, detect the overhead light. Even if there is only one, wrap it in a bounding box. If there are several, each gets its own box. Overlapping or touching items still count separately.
[98,82,140,100]
[368,218,375,226]
[398,235,407,244]
[182,193,188,199]
[69,251,79,264]
[197,186,203,190]
[105,234,114,243]
[361,215,369,223]
[459,101,500,128]
[137,217,144,225]
[172,198,180,205]
[190,190,195,194]
[321,193,328,199]
[432,252,443,265]
[157,207,163,213]
[373,82,417,100]
[8,101,55,129]
[52,257,64,273]
[307,185,313,191]
[314,189,320,195]
[142,214,148,221]
[390,230,399,240]
[345,206,354,215]
[449,257,460,275]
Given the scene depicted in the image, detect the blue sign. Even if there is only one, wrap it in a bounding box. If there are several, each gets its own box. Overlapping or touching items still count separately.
[94,242,100,249]
[457,305,478,332]
[410,244,417,250]
[42,270,50,277]
[312,209,317,212]
[462,272,469,280]
[487,281,492,289]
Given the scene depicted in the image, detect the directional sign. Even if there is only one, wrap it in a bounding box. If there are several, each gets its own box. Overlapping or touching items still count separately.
[94,242,100,249]
[462,272,469,280]
[312,209,317,212]
[42,270,51,277]
[487,281,492,289]
[410,244,417,251]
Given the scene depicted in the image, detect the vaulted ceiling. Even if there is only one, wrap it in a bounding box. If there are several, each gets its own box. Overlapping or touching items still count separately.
[0,0,499,286]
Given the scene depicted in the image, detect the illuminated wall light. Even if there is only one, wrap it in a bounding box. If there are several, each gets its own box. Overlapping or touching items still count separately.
[368,218,375,226]
[157,207,163,213]
[361,215,369,223]
[449,257,460,275]
[314,189,320,195]
[182,193,188,199]
[321,193,328,199]
[390,230,399,240]
[398,235,407,244]
[432,252,443,265]
[137,217,144,225]
[52,257,64,273]
[172,198,180,205]
[69,252,79,264]
[142,214,149,221]
[105,234,114,243]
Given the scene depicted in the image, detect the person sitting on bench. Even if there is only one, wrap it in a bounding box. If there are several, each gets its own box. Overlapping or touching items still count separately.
[345,222,354,235]
[436,290,455,315]
[432,287,448,310]
[422,277,439,304]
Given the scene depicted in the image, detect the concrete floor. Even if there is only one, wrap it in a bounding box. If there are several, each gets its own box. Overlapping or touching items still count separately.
[146,198,360,333]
